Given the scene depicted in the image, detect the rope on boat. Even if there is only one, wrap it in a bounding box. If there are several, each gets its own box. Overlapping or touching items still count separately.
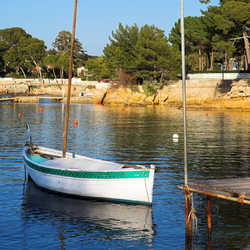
[26,142,38,155]
[143,169,151,205]
[188,192,198,236]
[237,193,246,204]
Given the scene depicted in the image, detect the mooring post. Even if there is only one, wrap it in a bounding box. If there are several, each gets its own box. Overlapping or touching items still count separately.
[185,191,192,236]
[207,195,212,237]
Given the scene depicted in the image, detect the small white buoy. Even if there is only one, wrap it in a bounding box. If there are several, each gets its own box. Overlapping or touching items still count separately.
[173,134,179,139]
[173,134,179,142]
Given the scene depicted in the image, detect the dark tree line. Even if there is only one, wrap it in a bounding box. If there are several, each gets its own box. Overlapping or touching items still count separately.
[0,28,88,80]
[85,23,181,84]
[170,0,250,72]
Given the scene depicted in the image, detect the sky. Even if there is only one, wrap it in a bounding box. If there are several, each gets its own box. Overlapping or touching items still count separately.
[1,0,219,56]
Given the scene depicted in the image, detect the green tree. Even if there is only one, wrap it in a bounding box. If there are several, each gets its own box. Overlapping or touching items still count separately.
[0,27,31,49]
[135,25,162,80]
[0,27,31,74]
[85,56,113,80]
[52,30,88,69]
[188,16,211,70]
[57,57,69,82]
[217,1,250,69]
[104,23,139,75]
[104,23,181,83]
[52,30,72,54]
[220,0,250,5]
[212,34,236,70]
[168,19,181,51]
[201,1,250,70]
[169,16,212,71]
[136,24,181,82]
[43,55,59,82]
[19,37,46,79]
[201,6,222,70]
[3,47,27,77]
[47,48,58,56]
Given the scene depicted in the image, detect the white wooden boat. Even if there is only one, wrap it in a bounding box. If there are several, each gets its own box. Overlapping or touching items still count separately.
[22,1,155,205]
[23,125,155,204]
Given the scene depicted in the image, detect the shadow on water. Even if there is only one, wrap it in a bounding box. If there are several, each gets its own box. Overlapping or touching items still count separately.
[21,178,155,249]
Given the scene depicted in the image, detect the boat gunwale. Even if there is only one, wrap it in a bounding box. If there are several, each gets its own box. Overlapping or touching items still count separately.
[23,147,153,179]
[25,146,149,170]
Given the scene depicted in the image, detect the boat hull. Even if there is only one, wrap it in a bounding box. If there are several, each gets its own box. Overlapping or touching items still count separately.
[23,146,155,204]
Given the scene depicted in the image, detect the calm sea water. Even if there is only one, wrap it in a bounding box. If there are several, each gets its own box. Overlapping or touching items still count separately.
[1,99,250,249]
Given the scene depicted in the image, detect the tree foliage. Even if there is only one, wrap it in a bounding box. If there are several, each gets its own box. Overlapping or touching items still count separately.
[52,30,88,68]
[43,55,59,82]
[101,23,181,83]
[0,27,45,77]
[0,27,31,49]
[18,37,46,79]
[104,23,139,75]
[169,0,250,72]
[57,57,69,81]
[85,56,112,80]
[169,16,211,71]
[0,28,89,79]
[200,1,250,70]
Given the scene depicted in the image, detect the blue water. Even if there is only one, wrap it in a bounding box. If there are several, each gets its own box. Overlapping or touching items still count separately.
[1,102,250,249]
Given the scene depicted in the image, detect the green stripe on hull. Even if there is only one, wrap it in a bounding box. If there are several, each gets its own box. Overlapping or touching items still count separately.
[23,157,150,179]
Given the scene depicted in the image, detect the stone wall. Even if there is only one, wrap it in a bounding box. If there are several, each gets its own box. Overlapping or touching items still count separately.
[166,79,249,102]
[0,83,90,96]
[167,80,218,102]
[0,84,29,94]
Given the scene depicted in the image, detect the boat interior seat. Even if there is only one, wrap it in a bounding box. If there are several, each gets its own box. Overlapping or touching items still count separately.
[41,157,124,171]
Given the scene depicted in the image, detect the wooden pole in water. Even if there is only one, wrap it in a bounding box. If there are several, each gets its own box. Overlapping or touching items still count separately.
[180,0,188,192]
[207,195,212,236]
[180,0,191,236]
[63,0,78,158]
[185,191,192,236]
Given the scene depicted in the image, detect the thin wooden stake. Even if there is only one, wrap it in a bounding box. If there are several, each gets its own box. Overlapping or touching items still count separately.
[185,191,192,236]
[207,195,212,237]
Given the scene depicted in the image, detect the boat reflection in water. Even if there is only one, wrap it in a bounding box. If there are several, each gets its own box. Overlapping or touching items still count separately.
[22,178,155,248]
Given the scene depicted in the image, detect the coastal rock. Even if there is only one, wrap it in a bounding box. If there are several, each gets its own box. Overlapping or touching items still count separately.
[91,89,107,103]
[201,97,250,111]
[153,86,169,105]
[226,85,250,98]
[103,87,153,106]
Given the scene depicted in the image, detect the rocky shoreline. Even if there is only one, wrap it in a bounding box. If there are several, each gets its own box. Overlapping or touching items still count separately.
[1,79,250,111]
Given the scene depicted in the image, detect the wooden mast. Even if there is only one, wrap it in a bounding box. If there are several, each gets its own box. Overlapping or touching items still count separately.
[63,0,78,158]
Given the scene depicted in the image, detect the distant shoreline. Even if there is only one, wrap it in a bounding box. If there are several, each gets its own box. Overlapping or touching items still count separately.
[1,79,250,110]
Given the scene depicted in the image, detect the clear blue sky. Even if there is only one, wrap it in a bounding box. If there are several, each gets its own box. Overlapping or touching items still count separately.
[1,0,219,56]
